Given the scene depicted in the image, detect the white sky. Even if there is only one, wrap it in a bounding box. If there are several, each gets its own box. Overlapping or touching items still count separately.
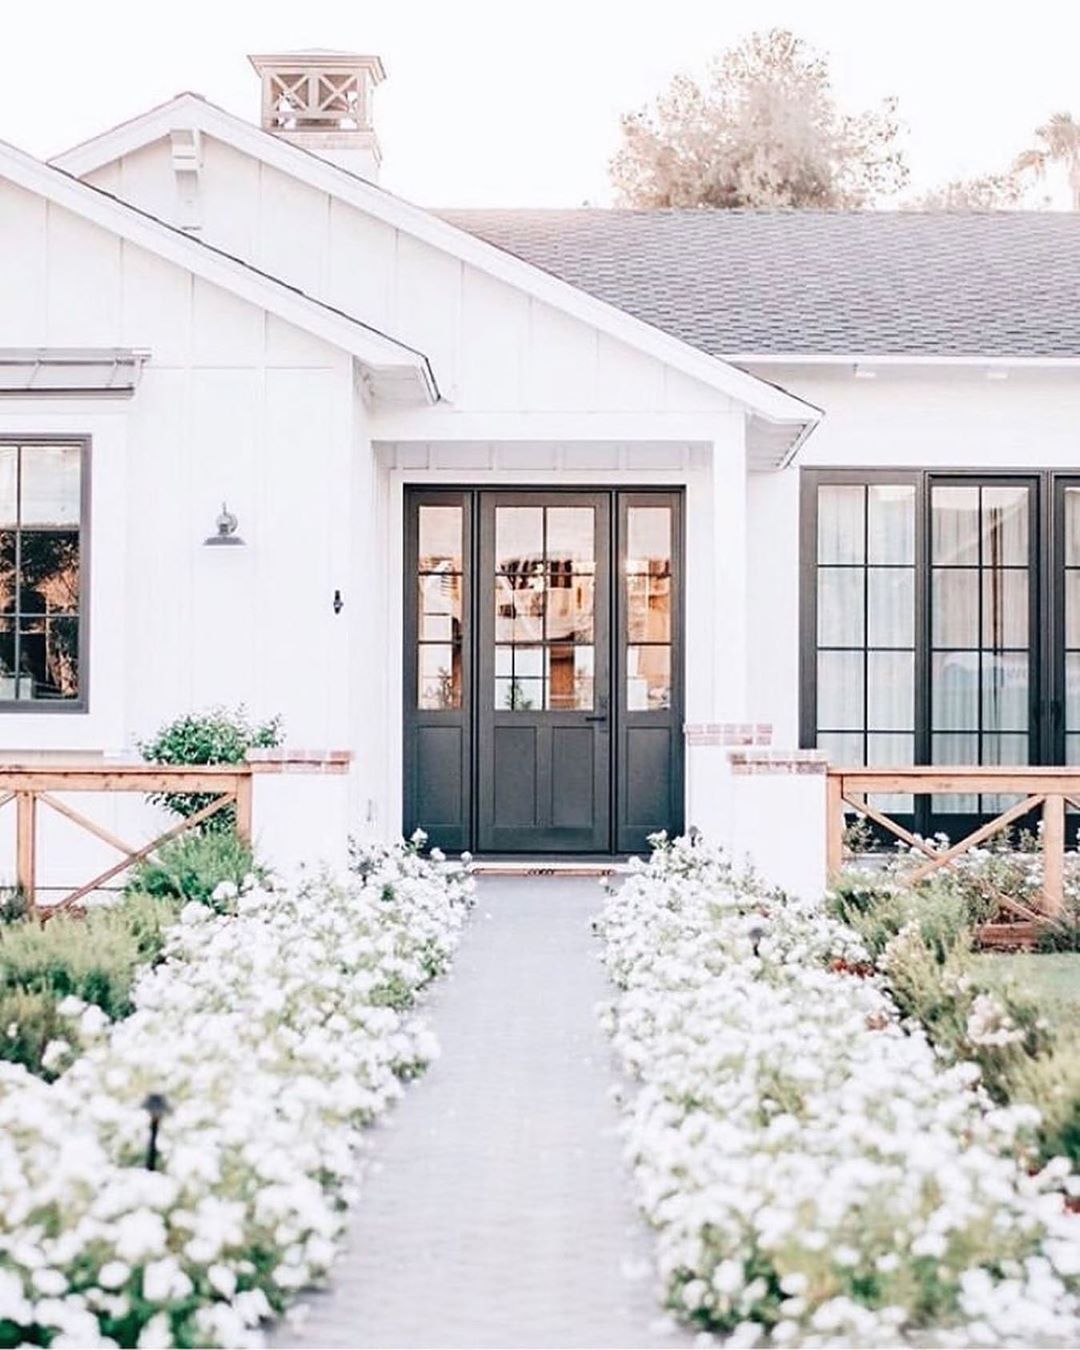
[4,0,1079,208]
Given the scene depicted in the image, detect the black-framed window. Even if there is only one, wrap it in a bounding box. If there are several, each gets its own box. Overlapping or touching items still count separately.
[0,441,86,708]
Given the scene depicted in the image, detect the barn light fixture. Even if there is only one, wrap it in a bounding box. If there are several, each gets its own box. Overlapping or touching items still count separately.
[203,502,245,547]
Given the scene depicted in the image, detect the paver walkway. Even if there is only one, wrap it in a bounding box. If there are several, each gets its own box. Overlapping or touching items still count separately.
[274,876,695,1350]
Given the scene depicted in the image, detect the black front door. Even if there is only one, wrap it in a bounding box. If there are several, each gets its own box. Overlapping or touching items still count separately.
[403,487,683,854]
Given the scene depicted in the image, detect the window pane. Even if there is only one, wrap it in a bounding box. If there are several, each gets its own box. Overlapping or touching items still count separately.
[817,650,864,730]
[817,486,864,564]
[547,644,594,710]
[495,574,544,643]
[932,732,979,813]
[495,507,543,571]
[546,507,595,573]
[868,485,915,564]
[867,568,914,647]
[495,677,544,711]
[932,486,980,565]
[18,616,79,699]
[982,569,1028,649]
[0,532,13,614]
[626,507,671,573]
[18,532,80,615]
[0,447,15,528]
[982,653,1028,731]
[418,505,462,572]
[867,651,913,730]
[982,486,1028,567]
[932,569,979,647]
[867,732,914,814]
[627,645,670,711]
[932,651,979,730]
[628,571,670,643]
[20,445,81,527]
[817,569,864,647]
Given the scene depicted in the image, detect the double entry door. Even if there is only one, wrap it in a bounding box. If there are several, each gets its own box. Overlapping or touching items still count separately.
[404,488,683,854]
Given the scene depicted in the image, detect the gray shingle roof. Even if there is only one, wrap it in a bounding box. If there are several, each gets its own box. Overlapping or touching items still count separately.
[437,208,1080,359]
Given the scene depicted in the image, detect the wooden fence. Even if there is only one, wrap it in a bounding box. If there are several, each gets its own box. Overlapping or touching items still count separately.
[0,762,252,916]
[826,766,1080,936]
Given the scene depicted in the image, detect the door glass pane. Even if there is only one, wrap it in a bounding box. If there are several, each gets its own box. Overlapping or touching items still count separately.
[867,651,913,730]
[982,486,1028,566]
[818,569,864,646]
[932,570,979,647]
[419,574,461,642]
[817,486,865,564]
[1066,488,1080,568]
[1066,571,1080,648]
[546,574,594,642]
[932,652,979,730]
[932,486,980,565]
[547,645,594,710]
[981,653,1029,730]
[419,643,461,710]
[982,570,1028,649]
[0,447,16,528]
[547,508,595,572]
[868,485,915,564]
[817,731,863,766]
[418,505,462,571]
[817,650,864,730]
[627,644,670,711]
[495,507,543,572]
[867,568,913,647]
[628,571,670,642]
[626,507,671,573]
[494,574,544,642]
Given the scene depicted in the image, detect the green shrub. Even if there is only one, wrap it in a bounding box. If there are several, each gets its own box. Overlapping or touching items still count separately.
[139,705,282,830]
[0,987,71,1078]
[1009,1039,1080,1163]
[127,830,262,910]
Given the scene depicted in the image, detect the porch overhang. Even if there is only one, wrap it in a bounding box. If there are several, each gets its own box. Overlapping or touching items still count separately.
[0,347,150,397]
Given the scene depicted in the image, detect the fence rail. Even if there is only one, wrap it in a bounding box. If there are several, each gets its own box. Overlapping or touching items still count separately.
[0,762,252,915]
[826,765,1080,924]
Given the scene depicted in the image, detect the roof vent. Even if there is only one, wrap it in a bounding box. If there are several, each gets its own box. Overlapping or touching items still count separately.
[248,50,385,181]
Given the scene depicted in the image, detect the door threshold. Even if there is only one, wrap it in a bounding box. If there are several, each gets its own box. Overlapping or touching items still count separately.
[470,856,631,877]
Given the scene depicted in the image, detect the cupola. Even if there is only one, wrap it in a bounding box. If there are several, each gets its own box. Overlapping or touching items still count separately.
[247,49,385,181]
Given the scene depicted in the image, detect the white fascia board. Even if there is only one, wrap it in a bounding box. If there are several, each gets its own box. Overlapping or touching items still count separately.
[53,95,818,429]
[4,137,437,402]
[727,352,1080,368]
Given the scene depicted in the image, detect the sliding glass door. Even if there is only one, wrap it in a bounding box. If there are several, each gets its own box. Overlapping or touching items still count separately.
[803,470,1053,836]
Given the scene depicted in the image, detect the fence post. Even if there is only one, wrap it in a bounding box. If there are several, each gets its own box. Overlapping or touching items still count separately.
[1042,792,1065,918]
[825,772,844,878]
[234,771,253,846]
[16,791,36,909]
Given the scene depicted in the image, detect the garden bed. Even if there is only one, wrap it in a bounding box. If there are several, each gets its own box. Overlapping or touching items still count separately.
[597,834,1079,1346]
[0,835,472,1348]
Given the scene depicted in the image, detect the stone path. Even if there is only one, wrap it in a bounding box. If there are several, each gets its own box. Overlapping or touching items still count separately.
[274,876,694,1350]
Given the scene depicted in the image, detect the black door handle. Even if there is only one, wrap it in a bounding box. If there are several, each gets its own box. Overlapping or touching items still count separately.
[585,714,608,723]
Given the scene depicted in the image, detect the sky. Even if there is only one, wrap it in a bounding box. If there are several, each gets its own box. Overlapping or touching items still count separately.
[3,0,1079,208]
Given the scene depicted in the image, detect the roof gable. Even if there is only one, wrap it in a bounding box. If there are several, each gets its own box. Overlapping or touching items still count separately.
[51,94,818,430]
[0,137,438,403]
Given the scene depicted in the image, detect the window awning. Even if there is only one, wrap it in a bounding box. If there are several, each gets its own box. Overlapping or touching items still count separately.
[0,348,149,396]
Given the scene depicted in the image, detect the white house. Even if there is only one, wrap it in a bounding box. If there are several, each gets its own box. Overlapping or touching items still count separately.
[1,49,1078,888]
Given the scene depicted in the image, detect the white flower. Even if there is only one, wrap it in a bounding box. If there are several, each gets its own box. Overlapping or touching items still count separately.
[31,1267,67,1296]
[115,1211,169,1263]
[40,1039,72,1071]
[0,1268,33,1323]
[98,1261,131,1290]
[207,1263,237,1298]
[136,1312,173,1349]
[142,1257,192,1303]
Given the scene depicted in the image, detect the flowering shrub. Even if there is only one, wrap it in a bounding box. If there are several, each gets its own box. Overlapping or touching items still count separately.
[597,833,1080,1346]
[0,841,472,1347]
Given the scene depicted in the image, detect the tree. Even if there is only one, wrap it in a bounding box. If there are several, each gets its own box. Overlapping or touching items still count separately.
[906,171,1024,211]
[610,29,908,209]
[1015,112,1080,209]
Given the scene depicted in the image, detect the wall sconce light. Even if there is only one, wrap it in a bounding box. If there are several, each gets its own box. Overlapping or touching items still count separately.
[203,502,245,547]
[332,589,344,614]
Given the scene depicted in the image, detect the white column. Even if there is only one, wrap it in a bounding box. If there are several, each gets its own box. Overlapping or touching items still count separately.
[710,418,749,720]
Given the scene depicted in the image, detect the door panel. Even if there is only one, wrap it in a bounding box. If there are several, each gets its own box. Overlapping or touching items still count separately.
[477,492,611,852]
[617,493,684,852]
